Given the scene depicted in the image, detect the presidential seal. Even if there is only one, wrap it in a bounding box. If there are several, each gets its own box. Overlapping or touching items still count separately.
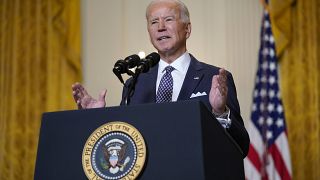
[82,122,147,180]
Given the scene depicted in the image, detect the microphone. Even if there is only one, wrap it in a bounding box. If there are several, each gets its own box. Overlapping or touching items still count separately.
[124,54,140,69]
[113,54,140,83]
[113,54,140,74]
[135,52,160,74]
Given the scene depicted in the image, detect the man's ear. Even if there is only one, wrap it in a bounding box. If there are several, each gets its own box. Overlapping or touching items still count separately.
[185,23,192,39]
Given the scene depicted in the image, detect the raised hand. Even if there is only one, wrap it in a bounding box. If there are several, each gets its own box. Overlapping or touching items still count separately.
[209,68,228,115]
[72,82,107,109]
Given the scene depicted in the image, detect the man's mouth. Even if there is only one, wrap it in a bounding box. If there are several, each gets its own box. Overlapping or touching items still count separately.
[157,36,170,41]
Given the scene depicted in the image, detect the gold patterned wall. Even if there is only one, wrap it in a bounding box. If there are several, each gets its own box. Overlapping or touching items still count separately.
[270,0,320,179]
[0,0,82,179]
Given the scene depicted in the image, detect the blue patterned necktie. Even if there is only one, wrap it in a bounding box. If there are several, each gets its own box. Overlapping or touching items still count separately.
[156,66,175,103]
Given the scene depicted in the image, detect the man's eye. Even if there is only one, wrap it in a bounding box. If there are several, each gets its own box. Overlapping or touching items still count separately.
[166,18,173,22]
[151,21,158,25]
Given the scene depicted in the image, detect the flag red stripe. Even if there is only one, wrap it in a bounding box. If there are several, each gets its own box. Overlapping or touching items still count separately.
[269,143,291,180]
[247,144,262,172]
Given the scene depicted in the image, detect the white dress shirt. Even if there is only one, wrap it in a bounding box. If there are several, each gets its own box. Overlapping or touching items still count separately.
[156,52,191,101]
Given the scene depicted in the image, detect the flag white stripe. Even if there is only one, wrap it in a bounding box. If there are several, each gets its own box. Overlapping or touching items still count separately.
[275,132,292,175]
[267,154,281,180]
[244,159,261,180]
[247,120,264,158]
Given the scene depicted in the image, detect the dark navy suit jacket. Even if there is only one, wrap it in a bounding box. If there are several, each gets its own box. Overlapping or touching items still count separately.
[121,54,250,157]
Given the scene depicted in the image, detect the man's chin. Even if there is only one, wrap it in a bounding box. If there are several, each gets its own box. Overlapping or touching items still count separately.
[158,49,177,58]
[155,45,173,53]
[153,40,172,49]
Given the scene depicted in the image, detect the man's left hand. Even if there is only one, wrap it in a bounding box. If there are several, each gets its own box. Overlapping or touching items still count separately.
[209,68,228,115]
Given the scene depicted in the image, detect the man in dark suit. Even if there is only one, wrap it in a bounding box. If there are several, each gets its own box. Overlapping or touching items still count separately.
[72,0,249,157]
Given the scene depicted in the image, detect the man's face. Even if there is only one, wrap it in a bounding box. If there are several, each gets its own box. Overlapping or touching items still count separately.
[146,1,191,60]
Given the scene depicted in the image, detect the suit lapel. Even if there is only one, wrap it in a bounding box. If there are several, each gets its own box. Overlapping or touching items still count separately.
[177,55,205,101]
[143,64,158,103]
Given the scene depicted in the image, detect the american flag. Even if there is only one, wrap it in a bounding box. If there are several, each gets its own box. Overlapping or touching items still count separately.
[244,4,292,180]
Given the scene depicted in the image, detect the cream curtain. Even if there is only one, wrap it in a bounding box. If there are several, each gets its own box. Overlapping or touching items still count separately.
[0,0,82,179]
[270,0,320,179]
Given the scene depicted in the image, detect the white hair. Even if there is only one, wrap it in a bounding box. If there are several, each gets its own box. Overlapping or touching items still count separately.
[146,0,190,24]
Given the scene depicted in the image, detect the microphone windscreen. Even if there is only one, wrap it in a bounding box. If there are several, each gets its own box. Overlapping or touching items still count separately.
[113,59,125,73]
[125,54,140,68]
[145,52,160,67]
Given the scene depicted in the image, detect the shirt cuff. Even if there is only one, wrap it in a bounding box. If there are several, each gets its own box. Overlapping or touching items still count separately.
[213,106,232,128]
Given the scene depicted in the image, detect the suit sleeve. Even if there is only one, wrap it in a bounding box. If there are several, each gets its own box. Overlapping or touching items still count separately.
[226,72,250,157]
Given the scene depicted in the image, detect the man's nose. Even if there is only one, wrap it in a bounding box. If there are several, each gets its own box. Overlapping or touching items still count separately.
[157,20,166,32]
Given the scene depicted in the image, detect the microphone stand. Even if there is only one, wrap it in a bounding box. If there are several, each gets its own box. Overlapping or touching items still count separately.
[122,68,142,106]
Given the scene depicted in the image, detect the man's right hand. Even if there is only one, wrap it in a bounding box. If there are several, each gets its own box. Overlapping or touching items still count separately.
[72,82,107,109]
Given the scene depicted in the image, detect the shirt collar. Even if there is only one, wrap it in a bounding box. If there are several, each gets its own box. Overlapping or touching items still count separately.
[158,52,191,73]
